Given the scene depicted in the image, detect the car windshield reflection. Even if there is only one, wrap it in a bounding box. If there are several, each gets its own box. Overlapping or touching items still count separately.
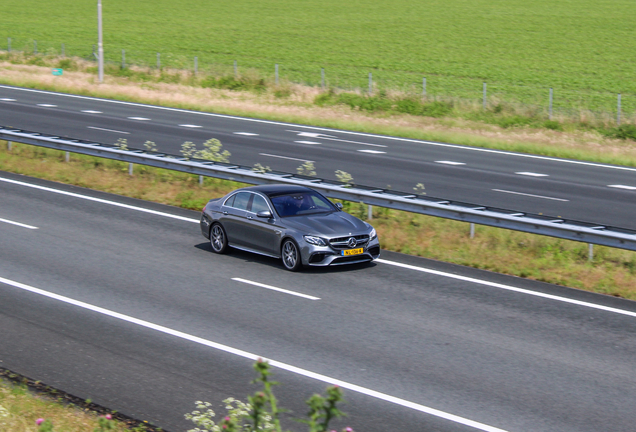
[270,192,336,217]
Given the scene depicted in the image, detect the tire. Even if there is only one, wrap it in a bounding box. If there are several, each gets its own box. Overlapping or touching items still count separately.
[281,239,302,271]
[210,223,229,254]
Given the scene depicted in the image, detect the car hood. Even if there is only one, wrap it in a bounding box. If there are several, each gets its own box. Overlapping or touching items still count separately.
[283,211,370,237]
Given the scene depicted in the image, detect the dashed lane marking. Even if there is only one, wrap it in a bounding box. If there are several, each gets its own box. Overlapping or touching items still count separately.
[516,172,549,177]
[436,161,465,165]
[492,189,569,202]
[232,278,320,300]
[608,185,636,190]
[259,153,313,162]
[128,117,150,121]
[358,149,386,154]
[87,126,130,134]
[0,217,38,230]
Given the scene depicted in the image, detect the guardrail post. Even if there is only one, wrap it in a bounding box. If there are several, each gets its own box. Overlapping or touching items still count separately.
[588,243,594,261]
[470,223,475,239]
[7,37,11,53]
[128,163,133,176]
[199,175,203,185]
[367,204,373,220]
[65,151,70,162]
[7,141,12,151]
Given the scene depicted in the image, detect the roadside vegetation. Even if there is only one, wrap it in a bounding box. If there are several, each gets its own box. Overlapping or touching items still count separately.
[2,140,636,300]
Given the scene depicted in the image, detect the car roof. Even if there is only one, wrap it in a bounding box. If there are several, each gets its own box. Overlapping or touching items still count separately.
[239,184,314,197]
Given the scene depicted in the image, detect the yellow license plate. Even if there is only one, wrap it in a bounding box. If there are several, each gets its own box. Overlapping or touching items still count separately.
[341,248,363,256]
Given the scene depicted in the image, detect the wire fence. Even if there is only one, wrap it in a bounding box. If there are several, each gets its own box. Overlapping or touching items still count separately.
[2,36,634,125]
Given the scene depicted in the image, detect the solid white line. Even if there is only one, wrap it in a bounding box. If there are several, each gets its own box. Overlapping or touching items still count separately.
[180,124,202,128]
[128,117,150,121]
[295,141,321,145]
[0,217,38,230]
[516,172,549,177]
[87,126,130,134]
[377,259,636,318]
[259,153,312,162]
[0,275,508,432]
[234,132,259,136]
[436,161,465,165]
[608,185,636,190]
[0,177,199,223]
[3,84,636,173]
[358,149,386,154]
[232,278,320,300]
[492,189,569,202]
[0,98,17,101]
[37,103,57,107]
[81,110,103,114]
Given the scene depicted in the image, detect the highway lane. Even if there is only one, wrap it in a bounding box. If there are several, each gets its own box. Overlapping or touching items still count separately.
[1,84,636,229]
[2,171,636,431]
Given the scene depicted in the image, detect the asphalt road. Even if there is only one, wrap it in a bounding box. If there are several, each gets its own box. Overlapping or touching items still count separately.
[1,84,636,230]
[2,170,636,432]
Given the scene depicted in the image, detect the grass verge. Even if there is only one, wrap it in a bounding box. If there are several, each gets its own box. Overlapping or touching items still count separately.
[2,142,636,300]
[0,368,160,431]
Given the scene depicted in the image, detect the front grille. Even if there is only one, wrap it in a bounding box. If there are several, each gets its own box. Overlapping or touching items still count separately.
[329,234,370,250]
[330,255,373,265]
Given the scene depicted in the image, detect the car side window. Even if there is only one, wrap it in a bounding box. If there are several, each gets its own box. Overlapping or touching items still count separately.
[231,192,251,210]
[250,194,270,214]
[223,194,236,207]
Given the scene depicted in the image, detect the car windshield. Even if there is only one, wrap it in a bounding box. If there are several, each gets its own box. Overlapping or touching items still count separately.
[270,191,336,217]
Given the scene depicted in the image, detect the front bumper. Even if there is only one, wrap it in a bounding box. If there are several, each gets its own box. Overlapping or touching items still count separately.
[301,237,381,266]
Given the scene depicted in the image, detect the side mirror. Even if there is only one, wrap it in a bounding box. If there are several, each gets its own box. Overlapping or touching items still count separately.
[335,202,343,210]
[257,210,273,218]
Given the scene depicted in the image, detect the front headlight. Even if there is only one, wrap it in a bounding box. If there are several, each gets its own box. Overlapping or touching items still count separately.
[369,227,377,240]
[304,235,327,246]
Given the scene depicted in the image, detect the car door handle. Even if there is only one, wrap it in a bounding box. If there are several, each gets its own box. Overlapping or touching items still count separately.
[223,211,228,215]
[247,216,253,219]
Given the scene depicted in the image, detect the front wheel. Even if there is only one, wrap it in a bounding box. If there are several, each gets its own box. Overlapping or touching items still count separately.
[210,223,229,254]
[281,239,302,271]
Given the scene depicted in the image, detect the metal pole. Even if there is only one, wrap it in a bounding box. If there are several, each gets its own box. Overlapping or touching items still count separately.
[234,60,237,77]
[121,49,125,69]
[321,68,325,90]
[7,141,12,151]
[128,163,133,176]
[157,52,160,69]
[199,175,203,185]
[194,56,198,74]
[617,93,621,125]
[275,63,278,84]
[367,204,373,220]
[549,88,553,120]
[470,223,475,239]
[368,72,372,94]
[65,151,70,162]
[423,77,426,96]
[588,243,593,261]
[97,0,104,83]
[483,82,487,109]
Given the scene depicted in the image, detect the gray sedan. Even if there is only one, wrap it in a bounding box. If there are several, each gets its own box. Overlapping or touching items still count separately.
[200,184,380,271]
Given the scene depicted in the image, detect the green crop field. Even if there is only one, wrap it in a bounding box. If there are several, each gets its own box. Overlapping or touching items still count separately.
[1,0,635,115]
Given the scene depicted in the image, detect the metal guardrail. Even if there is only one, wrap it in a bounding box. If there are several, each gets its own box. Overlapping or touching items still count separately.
[3,125,636,251]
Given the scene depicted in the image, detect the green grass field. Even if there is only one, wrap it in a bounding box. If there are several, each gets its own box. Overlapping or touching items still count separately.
[1,0,635,114]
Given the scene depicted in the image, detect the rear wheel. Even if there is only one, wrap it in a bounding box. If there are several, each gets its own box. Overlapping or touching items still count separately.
[210,223,229,254]
[281,239,302,271]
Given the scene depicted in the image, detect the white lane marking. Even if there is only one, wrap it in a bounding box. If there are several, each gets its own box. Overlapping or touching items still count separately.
[81,110,103,114]
[492,189,569,202]
[259,153,313,162]
[37,104,57,107]
[234,132,259,136]
[0,98,16,101]
[4,84,636,173]
[516,172,549,177]
[0,177,198,223]
[436,161,465,166]
[295,141,321,145]
[4,176,631,323]
[87,126,130,134]
[377,259,636,318]
[0,217,38,230]
[608,185,636,190]
[358,149,386,154]
[128,117,150,121]
[0,275,509,432]
[232,278,320,300]
[289,131,337,139]
[180,124,202,128]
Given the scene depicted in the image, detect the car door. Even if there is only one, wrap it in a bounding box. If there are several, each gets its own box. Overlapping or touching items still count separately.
[220,191,250,246]
[243,193,283,256]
